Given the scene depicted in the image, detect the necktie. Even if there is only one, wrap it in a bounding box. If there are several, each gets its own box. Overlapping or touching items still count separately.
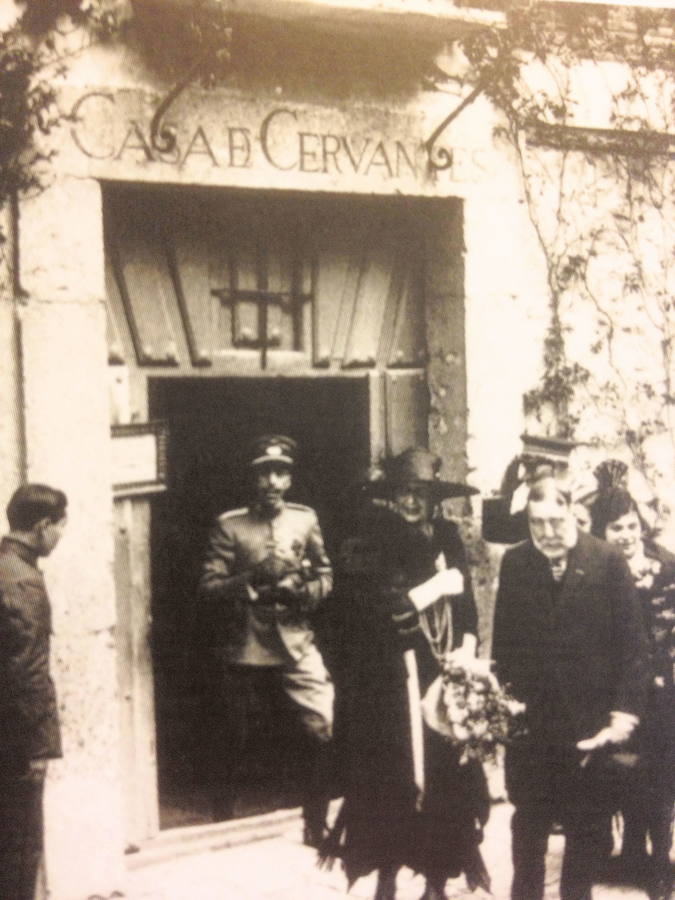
[549,556,567,582]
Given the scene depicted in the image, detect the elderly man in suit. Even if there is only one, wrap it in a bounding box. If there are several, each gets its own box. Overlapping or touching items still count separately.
[198,434,333,845]
[492,474,649,900]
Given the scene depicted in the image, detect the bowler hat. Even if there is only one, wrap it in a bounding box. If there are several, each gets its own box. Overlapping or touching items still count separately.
[249,434,297,467]
[364,447,478,500]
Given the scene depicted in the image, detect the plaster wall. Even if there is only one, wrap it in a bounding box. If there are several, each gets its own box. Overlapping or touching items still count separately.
[0,203,24,513]
[17,178,126,898]
[46,33,553,499]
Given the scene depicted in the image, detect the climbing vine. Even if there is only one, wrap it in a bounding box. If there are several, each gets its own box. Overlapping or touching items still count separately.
[434,2,675,499]
[0,1,117,265]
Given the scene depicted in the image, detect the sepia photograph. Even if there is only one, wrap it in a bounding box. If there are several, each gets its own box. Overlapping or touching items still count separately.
[0,0,673,897]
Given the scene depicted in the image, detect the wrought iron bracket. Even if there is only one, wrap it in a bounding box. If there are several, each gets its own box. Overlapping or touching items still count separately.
[424,81,486,172]
[149,28,233,155]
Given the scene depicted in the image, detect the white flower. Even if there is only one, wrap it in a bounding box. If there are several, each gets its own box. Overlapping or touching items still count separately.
[472,721,489,739]
[467,694,486,713]
[505,698,526,716]
[453,723,470,742]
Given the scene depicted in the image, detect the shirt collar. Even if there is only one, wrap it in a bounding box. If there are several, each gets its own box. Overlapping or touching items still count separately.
[251,500,286,520]
[1,535,40,568]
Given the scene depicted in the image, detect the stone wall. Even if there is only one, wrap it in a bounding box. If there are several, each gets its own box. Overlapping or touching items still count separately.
[16,178,126,898]
[3,5,673,896]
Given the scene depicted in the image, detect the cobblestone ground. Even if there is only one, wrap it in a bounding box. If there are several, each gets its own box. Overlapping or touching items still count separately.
[127,802,648,900]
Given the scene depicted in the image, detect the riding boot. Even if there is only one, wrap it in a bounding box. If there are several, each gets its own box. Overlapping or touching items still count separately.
[301,741,332,847]
[302,794,329,848]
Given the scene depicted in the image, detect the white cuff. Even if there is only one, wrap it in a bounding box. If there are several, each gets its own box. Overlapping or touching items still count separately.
[610,711,639,727]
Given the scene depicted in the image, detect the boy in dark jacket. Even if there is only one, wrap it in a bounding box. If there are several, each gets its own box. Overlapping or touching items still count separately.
[0,484,67,900]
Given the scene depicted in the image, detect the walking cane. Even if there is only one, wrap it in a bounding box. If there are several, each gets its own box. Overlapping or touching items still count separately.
[404,553,461,811]
[404,649,425,809]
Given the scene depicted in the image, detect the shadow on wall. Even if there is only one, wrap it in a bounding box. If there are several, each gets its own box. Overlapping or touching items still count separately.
[132,2,445,103]
[456,513,503,659]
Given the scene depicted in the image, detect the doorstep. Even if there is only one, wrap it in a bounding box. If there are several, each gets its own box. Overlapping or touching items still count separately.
[125,806,304,870]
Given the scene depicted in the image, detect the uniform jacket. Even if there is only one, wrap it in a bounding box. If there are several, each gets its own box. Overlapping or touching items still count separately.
[0,537,62,771]
[199,502,333,665]
[493,530,649,747]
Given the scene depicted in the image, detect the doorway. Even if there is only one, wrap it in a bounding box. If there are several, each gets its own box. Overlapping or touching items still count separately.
[148,376,369,828]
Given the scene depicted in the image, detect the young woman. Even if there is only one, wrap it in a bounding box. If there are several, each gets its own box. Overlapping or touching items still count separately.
[325,448,490,900]
[591,486,675,900]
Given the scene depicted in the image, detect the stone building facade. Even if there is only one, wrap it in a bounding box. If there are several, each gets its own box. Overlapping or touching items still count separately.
[0,0,672,896]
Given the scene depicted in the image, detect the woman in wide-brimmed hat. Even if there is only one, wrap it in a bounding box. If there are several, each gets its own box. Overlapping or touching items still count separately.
[323,447,489,900]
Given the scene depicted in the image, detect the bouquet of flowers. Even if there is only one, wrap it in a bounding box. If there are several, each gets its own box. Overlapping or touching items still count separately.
[421,657,527,764]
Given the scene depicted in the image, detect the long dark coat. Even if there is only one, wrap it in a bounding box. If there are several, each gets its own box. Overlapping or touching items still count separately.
[631,540,675,796]
[0,538,62,774]
[492,531,649,806]
[329,507,490,886]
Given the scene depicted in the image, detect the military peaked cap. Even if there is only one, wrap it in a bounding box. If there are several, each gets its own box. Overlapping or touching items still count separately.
[249,434,297,467]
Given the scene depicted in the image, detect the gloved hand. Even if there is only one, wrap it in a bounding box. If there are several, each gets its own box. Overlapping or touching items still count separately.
[446,634,491,674]
[576,711,639,752]
[408,568,464,612]
[250,555,295,589]
[447,636,495,679]
[390,594,420,637]
[270,572,307,609]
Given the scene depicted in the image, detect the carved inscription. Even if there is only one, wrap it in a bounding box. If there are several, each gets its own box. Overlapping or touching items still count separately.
[70,93,486,183]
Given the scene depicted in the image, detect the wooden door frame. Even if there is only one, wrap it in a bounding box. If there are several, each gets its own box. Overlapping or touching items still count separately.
[110,195,467,846]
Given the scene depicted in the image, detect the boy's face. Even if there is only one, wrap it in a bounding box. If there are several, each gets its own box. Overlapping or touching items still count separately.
[37,515,67,556]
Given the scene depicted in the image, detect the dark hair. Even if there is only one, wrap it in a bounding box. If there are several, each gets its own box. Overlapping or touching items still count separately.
[6,484,68,531]
[590,487,640,539]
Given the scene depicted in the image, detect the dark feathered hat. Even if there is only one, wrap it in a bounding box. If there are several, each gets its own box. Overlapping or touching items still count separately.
[589,459,639,538]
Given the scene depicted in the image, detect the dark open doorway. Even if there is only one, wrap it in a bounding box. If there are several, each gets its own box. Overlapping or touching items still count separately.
[149,376,369,828]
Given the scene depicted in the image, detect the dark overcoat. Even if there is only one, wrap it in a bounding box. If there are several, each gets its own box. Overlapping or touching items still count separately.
[632,540,675,796]
[0,538,62,774]
[330,507,490,886]
[492,531,649,804]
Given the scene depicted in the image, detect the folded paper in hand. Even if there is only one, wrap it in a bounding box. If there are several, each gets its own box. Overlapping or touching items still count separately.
[408,568,464,612]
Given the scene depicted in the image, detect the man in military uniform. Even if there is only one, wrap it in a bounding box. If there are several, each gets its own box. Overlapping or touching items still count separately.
[198,435,333,845]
